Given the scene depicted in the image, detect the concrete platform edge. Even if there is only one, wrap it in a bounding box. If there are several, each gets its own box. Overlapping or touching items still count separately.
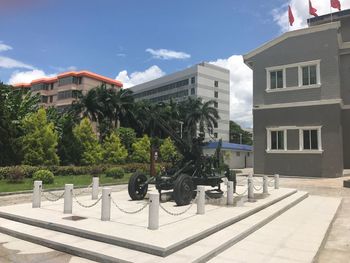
[0,189,297,257]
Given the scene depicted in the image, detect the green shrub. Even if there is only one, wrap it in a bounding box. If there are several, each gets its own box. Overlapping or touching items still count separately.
[7,166,25,183]
[105,167,125,179]
[21,165,42,178]
[33,170,55,184]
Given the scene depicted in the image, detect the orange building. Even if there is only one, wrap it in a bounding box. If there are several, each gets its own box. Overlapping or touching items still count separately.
[14,71,123,111]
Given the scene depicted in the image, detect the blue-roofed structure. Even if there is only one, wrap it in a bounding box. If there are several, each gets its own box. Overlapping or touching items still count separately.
[202,142,254,169]
[203,142,253,152]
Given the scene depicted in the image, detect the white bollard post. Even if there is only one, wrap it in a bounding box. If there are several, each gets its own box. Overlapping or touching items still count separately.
[227,181,234,205]
[274,174,280,189]
[148,192,159,230]
[92,177,99,200]
[248,177,254,201]
[101,187,111,221]
[64,184,73,214]
[248,173,253,179]
[263,175,268,194]
[197,186,206,215]
[32,181,42,208]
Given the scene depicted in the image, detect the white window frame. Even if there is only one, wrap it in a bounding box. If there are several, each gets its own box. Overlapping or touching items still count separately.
[298,61,321,88]
[299,126,322,152]
[266,60,321,93]
[266,126,323,154]
[266,128,287,152]
[266,68,286,91]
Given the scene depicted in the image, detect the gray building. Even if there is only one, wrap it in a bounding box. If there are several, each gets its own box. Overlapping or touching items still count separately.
[243,9,350,178]
[131,62,230,142]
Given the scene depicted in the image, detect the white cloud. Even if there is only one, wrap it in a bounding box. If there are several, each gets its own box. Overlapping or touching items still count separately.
[8,69,55,85]
[210,55,253,128]
[146,48,191,60]
[273,0,350,32]
[0,56,34,70]
[0,42,12,52]
[115,65,165,89]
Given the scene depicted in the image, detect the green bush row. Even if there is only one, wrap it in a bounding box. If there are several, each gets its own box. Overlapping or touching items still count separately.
[0,163,170,180]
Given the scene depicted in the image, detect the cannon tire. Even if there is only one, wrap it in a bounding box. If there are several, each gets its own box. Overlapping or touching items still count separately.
[173,174,194,206]
[128,172,148,200]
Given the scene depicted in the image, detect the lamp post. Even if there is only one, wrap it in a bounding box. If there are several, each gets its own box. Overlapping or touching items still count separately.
[179,121,184,138]
[239,133,242,144]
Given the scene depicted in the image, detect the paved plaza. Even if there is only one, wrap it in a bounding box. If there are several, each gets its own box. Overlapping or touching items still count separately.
[0,175,348,262]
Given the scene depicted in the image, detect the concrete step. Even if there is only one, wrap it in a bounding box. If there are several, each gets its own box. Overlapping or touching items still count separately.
[208,195,341,263]
[0,188,297,257]
[0,191,309,263]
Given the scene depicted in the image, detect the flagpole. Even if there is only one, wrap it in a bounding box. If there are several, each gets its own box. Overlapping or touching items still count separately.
[330,0,333,22]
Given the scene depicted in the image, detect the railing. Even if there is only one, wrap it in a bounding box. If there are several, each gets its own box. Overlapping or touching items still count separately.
[32,174,280,230]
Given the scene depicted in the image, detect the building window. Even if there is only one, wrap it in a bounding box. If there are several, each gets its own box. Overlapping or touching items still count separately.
[133,79,189,99]
[191,88,195,95]
[41,96,48,103]
[214,132,218,138]
[236,152,240,157]
[57,90,82,100]
[214,122,218,128]
[49,96,53,103]
[214,101,218,108]
[270,70,283,89]
[214,80,219,87]
[267,129,286,150]
[214,91,218,98]
[247,152,250,157]
[191,77,195,84]
[50,83,54,90]
[302,65,317,86]
[300,128,321,151]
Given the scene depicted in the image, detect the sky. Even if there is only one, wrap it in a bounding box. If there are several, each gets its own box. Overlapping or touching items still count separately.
[1,0,349,128]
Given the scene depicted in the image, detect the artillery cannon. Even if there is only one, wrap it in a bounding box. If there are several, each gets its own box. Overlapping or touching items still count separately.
[128,108,235,206]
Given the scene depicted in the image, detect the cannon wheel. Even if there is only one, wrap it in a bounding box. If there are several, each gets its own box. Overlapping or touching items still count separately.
[173,174,194,206]
[128,172,148,200]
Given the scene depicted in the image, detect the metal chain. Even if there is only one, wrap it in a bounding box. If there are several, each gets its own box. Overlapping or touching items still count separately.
[73,182,93,196]
[72,191,102,208]
[205,191,226,200]
[111,197,148,214]
[42,190,65,202]
[159,196,197,216]
[236,178,247,184]
[234,188,248,196]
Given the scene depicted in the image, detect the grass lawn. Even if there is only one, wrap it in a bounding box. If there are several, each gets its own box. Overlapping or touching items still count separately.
[0,173,132,193]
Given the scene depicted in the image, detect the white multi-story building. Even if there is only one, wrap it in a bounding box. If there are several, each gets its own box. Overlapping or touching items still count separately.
[131,62,230,141]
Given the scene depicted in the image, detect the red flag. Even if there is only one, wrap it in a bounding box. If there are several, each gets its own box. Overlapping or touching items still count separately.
[309,0,318,17]
[288,5,295,26]
[331,0,341,11]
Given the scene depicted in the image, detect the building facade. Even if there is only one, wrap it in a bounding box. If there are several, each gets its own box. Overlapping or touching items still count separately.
[131,62,230,142]
[15,71,123,111]
[244,10,350,178]
[203,142,253,169]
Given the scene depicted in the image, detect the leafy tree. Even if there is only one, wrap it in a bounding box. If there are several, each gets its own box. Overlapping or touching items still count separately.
[102,132,128,164]
[116,127,136,153]
[131,135,150,163]
[0,83,39,165]
[21,108,59,165]
[159,137,180,162]
[47,107,82,165]
[73,118,102,165]
[229,121,253,145]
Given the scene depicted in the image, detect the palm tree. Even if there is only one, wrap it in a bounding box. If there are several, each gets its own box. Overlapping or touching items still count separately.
[180,97,220,142]
[113,88,134,128]
[73,85,134,139]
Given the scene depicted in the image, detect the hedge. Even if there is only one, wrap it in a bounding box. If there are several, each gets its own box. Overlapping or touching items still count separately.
[0,163,171,180]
